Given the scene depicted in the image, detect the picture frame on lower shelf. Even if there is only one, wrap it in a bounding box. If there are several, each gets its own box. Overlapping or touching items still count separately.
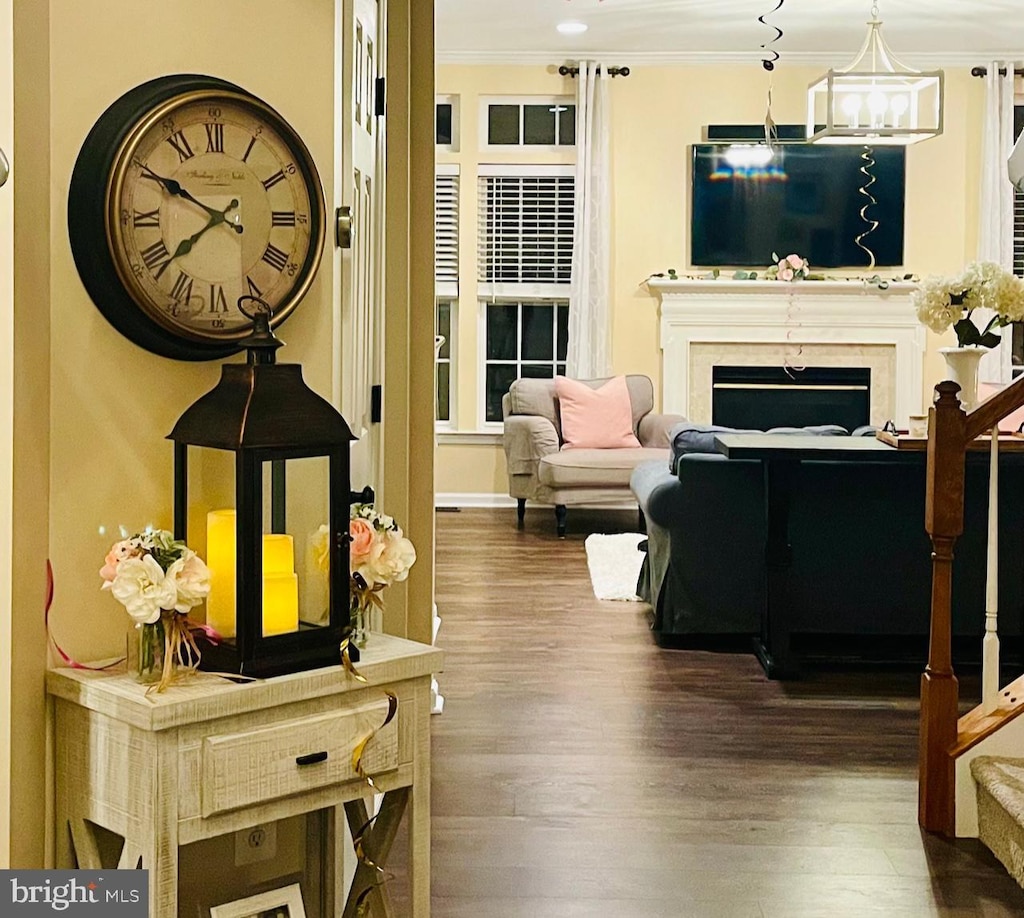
[209,883,306,918]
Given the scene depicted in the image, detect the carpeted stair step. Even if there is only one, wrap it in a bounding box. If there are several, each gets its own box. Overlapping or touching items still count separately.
[972,756,1024,887]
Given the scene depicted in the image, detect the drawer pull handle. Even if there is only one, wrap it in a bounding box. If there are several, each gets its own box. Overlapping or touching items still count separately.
[296,751,329,766]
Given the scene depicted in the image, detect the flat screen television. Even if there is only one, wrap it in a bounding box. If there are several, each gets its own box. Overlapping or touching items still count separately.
[690,143,905,268]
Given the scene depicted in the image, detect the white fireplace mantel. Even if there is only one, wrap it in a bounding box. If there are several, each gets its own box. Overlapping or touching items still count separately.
[647,279,925,427]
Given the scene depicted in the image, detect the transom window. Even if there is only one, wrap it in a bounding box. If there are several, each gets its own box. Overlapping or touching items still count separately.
[436,95,459,151]
[480,97,576,150]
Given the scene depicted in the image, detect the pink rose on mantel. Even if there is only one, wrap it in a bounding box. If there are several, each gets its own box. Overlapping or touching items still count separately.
[768,251,809,282]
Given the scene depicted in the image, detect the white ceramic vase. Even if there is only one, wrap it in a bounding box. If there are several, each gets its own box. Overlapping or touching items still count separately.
[939,346,985,411]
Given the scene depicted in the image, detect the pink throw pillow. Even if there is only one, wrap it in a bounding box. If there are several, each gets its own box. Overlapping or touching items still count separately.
[555,376,641,450]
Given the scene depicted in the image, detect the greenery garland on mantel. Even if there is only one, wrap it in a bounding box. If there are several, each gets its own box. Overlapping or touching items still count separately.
[646,267,918,291]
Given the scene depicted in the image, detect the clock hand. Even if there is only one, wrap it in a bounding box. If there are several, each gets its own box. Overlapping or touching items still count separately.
[139,164,229,221]
[172,199,243,259]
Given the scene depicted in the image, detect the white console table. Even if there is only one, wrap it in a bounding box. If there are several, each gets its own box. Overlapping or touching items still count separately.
[646,279,925,428]
[47,633,442,918]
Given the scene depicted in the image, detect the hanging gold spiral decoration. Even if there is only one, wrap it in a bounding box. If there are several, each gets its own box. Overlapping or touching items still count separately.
[854,145,879,271]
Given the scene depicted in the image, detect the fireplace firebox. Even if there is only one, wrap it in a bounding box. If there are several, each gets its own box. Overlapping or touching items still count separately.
[712,365,871,431]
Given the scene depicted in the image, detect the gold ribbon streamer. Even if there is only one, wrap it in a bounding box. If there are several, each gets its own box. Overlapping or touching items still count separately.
[349,691,399,914]
[340,635,368,683]
[855,145,879,271]
[143,613,206,695]
[351,691,398,782]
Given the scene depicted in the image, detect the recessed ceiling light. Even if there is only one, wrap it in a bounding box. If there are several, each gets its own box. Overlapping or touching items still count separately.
[556,21,588,35]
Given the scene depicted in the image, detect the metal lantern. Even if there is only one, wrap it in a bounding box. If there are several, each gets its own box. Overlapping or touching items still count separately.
[169,298,355,678]
[806,4,943,146]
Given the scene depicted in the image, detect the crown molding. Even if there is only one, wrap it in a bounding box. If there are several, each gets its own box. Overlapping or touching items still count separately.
[436,48,1019,69]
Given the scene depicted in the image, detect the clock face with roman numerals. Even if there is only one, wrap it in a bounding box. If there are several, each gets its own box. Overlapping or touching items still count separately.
[69,75,326,360]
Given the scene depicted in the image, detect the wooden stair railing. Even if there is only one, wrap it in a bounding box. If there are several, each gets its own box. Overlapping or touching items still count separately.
[920,373,1024,835]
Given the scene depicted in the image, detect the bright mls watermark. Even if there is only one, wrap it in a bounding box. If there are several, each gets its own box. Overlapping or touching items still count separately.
[1,871,147,916]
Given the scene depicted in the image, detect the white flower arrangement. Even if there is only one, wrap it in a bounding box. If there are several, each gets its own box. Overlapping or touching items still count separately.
[100,529,211,625]
[913,261,1024,348]
[100,529,212,690]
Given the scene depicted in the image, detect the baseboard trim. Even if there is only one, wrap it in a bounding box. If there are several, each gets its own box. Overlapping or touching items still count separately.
[434,493,639,511]
[435,492,517,509]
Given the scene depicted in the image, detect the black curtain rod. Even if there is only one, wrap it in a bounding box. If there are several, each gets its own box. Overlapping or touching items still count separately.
[971,66,1024,77]
[558,65,631,78]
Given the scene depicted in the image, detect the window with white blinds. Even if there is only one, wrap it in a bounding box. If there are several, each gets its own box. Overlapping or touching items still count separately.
[1015,185,1024,278]
[477,165,574,298]
[1011,105,1024,373]
[435,165,459,298]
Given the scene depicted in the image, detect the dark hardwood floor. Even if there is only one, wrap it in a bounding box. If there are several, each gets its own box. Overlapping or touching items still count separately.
[428,506,1024,917]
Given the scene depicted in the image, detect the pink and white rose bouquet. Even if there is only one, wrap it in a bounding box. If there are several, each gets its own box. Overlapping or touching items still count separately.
[347,503,416,645]
[101,529,211,624]
[766,252,811,282]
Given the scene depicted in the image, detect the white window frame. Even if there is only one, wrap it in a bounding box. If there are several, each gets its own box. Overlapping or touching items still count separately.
[475,162,575,429]
[477,297,569,430]
[479,95,576,153]
[434,163,460,430]
[436,94,460,152]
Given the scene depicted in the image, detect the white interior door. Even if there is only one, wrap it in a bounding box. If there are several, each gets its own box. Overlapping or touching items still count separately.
[339,0,385,501]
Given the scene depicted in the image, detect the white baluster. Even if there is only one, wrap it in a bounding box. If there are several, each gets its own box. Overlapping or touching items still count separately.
[983,424,1000,714]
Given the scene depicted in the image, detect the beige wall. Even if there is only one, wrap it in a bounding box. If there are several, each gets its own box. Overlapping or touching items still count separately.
[0,0,13,871]
[4,0,435,869]
[434,62,984,497]
[47,0,338,668]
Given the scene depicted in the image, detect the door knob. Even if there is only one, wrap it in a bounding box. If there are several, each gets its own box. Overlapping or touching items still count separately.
[335,205,354,249]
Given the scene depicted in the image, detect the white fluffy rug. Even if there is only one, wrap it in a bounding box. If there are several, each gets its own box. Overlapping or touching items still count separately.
[584,533,646,602]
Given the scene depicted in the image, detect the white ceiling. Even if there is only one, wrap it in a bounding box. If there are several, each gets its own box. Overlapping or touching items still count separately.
[436,0,1024,65]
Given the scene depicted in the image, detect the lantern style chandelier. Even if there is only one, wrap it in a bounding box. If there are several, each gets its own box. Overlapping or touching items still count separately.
[806,2,943,145]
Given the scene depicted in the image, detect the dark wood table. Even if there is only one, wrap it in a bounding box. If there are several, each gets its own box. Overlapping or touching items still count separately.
[713,435,922,679]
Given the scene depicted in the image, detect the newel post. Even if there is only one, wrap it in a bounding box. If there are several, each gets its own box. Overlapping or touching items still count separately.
[919,380,967,834]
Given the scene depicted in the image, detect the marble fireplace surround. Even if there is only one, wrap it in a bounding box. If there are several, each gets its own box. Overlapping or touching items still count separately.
[647,279,926,429]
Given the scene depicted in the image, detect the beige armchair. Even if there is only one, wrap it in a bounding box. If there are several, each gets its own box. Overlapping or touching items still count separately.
[501,375,684,537]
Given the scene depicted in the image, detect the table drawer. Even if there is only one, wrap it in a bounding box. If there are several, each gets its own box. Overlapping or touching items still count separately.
[200,699,398,817]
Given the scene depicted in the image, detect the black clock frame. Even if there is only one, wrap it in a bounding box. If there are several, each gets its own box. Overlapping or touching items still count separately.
[68,73,325,362]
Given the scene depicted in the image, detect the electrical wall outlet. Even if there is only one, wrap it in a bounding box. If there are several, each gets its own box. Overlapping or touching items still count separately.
[234,822,277,865]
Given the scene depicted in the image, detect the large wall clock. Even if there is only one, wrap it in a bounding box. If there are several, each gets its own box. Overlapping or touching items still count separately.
[69,74,326,361]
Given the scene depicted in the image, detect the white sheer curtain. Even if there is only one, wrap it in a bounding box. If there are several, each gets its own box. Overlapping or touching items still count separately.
[978,62,1016,384]
[566,61,612,379]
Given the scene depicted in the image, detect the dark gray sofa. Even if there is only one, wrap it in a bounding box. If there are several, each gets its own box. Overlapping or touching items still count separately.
[631,423,1024,649]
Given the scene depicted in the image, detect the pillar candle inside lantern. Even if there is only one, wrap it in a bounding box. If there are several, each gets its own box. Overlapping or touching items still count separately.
[262,533,298,636]
[205,511,300,639]
[262,533,294,574]
[206,509,237,639]
[262,572,299,636]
